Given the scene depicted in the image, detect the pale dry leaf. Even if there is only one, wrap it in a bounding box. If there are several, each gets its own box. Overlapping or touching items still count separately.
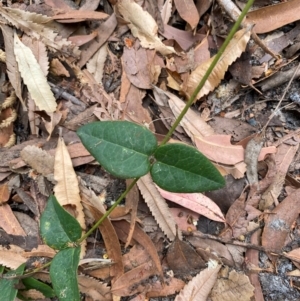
[160,0,172,24]
[87,43,108,84]
[21,35,49,76]
[166,89,215,138]
[137,174,178,240]
[54,138,85,230]
[78,275,112,301]
[175,260,221,301]
[0,249,27,269]
[157,186,225,223]
[211,268,254,301]
[0,24,25,109]
[0,7,80,57]
[184,27,251,100]
[14,34,56,112]
[20,145,54,177]
[117,0,176,55]
[19,289,45,300]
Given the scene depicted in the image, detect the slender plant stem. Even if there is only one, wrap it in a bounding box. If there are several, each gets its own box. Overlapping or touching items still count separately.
[78,178,139,243]
[160,0,255,146]
[78,0,255,239]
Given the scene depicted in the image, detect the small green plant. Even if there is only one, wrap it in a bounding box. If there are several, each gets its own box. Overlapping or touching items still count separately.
[0,0,255,299]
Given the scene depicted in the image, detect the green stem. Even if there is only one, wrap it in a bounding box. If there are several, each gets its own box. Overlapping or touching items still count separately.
[160,0,255,146]
[78,178,139,243]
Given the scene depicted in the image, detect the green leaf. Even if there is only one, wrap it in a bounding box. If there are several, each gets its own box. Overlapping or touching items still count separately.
[40,195,82,250]
[77,121,157,178]
[50,247,80,301]
[22,277,55,298]
[0,263,25,301]
[151,143,225,193]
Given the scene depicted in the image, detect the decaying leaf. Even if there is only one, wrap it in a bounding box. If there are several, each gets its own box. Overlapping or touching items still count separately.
[157,186,225,223]
[0,24,25,109]
[117,0,176,55]
[174,0,199,30]
[262,188,300,262]
[194,134,276,165]
[0,204,26,236]
[83,202,123,280]
[0,7,80,57]
[20,145,54,177]
[167,232,206,276]
[0,246,27,269]
[14,34,57,112]
[211,267,254,301]
[0,184,10,204]
[113,220,164,281]
[175,260,221,301]
[184,27,251,100]
[137,174,178,240]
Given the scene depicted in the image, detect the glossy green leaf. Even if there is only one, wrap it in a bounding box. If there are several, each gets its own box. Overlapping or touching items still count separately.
[151,143,225,193]
[22,277,55,298]
[50,247,80,301]
[77,121,157,178]
[40,195,82,250]
[0,263,25,301]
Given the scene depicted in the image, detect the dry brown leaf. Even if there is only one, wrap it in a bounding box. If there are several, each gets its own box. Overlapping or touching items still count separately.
[0,204,26,236]
[52,10,109,22]
[157,186,225,223]
[113,220,164,281]
[175,260,221,301]
[259,143,298,210]
[187,235,234,266]
[78,14,117,68]
[246,0,300,34]
[262,188,300,262]
[20,145,54,177]
[78,275,112,301]
[137,174,178,240]
[43,112,63,140]
[53,138,86,231]
[0,24,25,109]
[0,7,80,57]
[112,262,156,296]
[0,247,27,269]
[117,0,176,55]
[169,208,198,232]
[122,41,160,89]
[194,134,277,165]
[23,245,56,258]
[84,203,124,281]
[211,268,254,301]
[146,277,185,298]
[167,233,206,276]
[174,0,199,29]
[50,58,70,77]
[0,184,10,204]
[184,27,251,100]
[220,191,249,240]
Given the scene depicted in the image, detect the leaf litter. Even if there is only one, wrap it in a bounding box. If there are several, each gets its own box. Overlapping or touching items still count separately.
[2,0,300,300]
